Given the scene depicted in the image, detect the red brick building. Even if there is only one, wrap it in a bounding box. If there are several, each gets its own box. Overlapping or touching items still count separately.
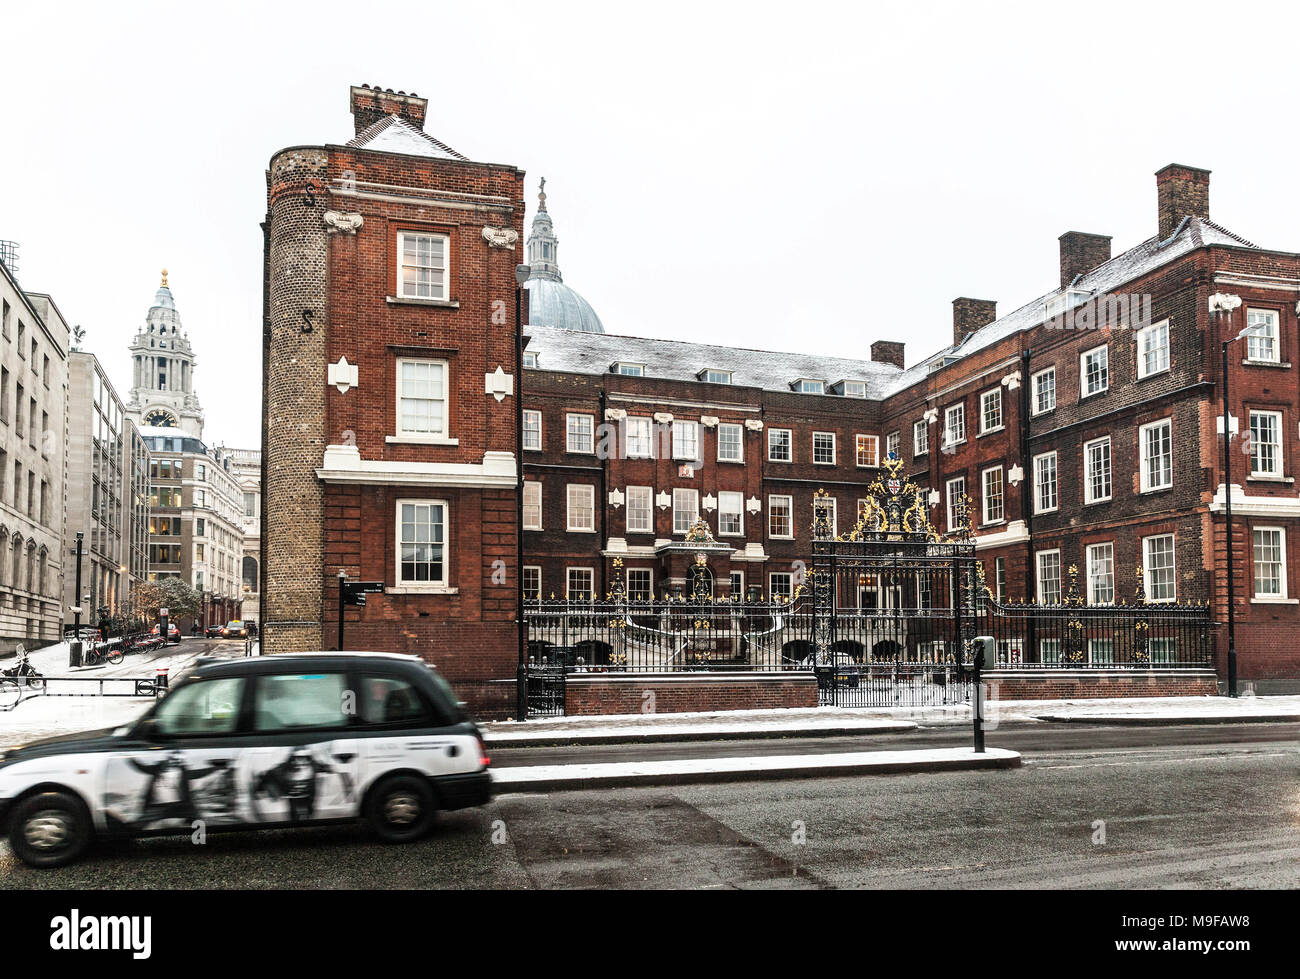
[523,165,1300,694]
[261,85,525,714]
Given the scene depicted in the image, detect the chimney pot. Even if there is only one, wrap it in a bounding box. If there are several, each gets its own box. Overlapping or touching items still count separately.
[870,340,905,370]
[952,298,997,347]
[1156,164,1211,239]
[1059,231,1112,289]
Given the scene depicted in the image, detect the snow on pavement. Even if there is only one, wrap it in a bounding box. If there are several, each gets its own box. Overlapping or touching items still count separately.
[491,746,1021,792]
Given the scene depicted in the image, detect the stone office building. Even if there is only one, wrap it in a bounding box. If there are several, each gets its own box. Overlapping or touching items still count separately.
[126,273,244,632]
[63,350,150,627]
[0,255,69,650]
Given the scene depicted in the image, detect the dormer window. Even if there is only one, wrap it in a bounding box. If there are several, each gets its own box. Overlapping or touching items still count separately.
[522,351,539,369]
[612,362,645,377]
[793,379,825,395]
[699,369,732,385]
[834,380,867,398]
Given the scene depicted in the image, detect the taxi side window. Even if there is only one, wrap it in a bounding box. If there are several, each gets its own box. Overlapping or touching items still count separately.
[154,677,245,736]
[254,673,349,732]
[357,675,433,727]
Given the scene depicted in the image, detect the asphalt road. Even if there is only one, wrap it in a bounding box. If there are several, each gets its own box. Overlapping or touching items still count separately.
[2,722,1297,889]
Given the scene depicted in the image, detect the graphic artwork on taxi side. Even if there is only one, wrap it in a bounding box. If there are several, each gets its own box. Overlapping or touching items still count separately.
[250,746,357,823]
[104,751,241,831]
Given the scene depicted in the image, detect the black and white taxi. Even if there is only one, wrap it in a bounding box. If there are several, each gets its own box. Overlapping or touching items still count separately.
[0,652,492,868]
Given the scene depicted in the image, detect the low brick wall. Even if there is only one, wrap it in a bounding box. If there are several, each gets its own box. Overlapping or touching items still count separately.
[985,669,1219,700]
[563,672,819,716]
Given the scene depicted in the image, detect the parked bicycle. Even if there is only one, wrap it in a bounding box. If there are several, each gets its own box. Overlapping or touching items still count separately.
[82,643,124,667]
[0,645,44,709]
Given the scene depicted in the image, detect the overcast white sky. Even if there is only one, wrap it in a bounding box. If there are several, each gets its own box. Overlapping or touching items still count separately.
[3,1,1297,447]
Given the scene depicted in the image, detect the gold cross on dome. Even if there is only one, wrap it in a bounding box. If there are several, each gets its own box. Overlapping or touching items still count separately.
[160,268,169,287]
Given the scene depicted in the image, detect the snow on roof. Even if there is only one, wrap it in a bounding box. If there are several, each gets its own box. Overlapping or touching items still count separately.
[345,114,468,161]
[524,217,1269,401]
[524,325,901,398]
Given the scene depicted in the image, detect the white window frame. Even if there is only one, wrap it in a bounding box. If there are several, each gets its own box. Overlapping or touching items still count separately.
[566,567,594,601]
[672,420,699,461]
[768,494,794,539]
[521,351,539,369]
[624,416,653,459]
[981,466,1004,525]
[566,484,595,533]
[769,572,793,601]
[1136,319,1170,379]
[945,476,966,532]
[717,491,744,537]
[1080,344,1109,397]
[812,497,838,537]
[1245,308,1280,364]
[886,431,901,460]
[522,409,542,452]
[1084,436,1112,504]
[855,434,879,468]
[523,481,543,530]
[768,427,792,463]
[979,389,1003,434]
[613,362,645,377]
[625,486,653,534]
[1031,366,1056,415]
[795,379,826,394]
[394,357,451,441]
[1036,549,1062,605]
[729,570,745,596]
[395,230,449,301]
[673,488,699,534]
[812,432,836,465]
[522,565,541,600]
[566,413,595,454]
[395,498,449,590]
[1033,451,1058,514]
[701,369,733,384]
[944,404,966,446]
[626,567,654,601]
[1139,419,1173,492]
[717,423,744,463]
[913,419,929,456]
[1086,542,1115,605]
[1249,410,1283,477]
[1252,526,1288,601]
[1142,534,1177,603]
[841,381,867,399]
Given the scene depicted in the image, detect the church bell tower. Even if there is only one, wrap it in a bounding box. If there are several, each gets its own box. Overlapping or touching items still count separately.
[125,269,204,438]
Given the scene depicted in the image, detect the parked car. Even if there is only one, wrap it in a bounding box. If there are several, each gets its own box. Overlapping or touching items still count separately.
[205,624,225,639]
[222,621,248,639]
[0,652,491,867]
[150,623,181,644]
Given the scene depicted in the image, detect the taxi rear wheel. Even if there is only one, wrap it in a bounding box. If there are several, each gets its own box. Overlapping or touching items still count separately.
[8,791,92,868]
[365,775,436,843]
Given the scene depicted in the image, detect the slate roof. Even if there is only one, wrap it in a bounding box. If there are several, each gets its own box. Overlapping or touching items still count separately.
[524,324,901,398]
[525,216,1268,401]
[346,114,468,161]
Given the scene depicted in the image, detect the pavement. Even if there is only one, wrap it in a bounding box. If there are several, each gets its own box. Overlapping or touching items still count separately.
[0,638,251,746]
[491,746,1020,792]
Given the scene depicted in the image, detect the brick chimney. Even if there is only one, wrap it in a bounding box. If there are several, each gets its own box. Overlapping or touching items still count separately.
[1156,164,1210,239]
[870,340,905,370]
[952,298,997,346]
[349,84,428,135]
[1059,232,1112,288]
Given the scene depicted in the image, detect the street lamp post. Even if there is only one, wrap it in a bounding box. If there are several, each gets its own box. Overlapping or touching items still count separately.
[1211,292,1247,697]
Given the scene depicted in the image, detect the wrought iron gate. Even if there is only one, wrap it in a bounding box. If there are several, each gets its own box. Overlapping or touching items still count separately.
[809,456,979,707]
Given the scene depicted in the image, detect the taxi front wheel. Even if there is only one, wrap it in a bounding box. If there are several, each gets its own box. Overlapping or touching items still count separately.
[365,775,436,843]
[8,791,93,868]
